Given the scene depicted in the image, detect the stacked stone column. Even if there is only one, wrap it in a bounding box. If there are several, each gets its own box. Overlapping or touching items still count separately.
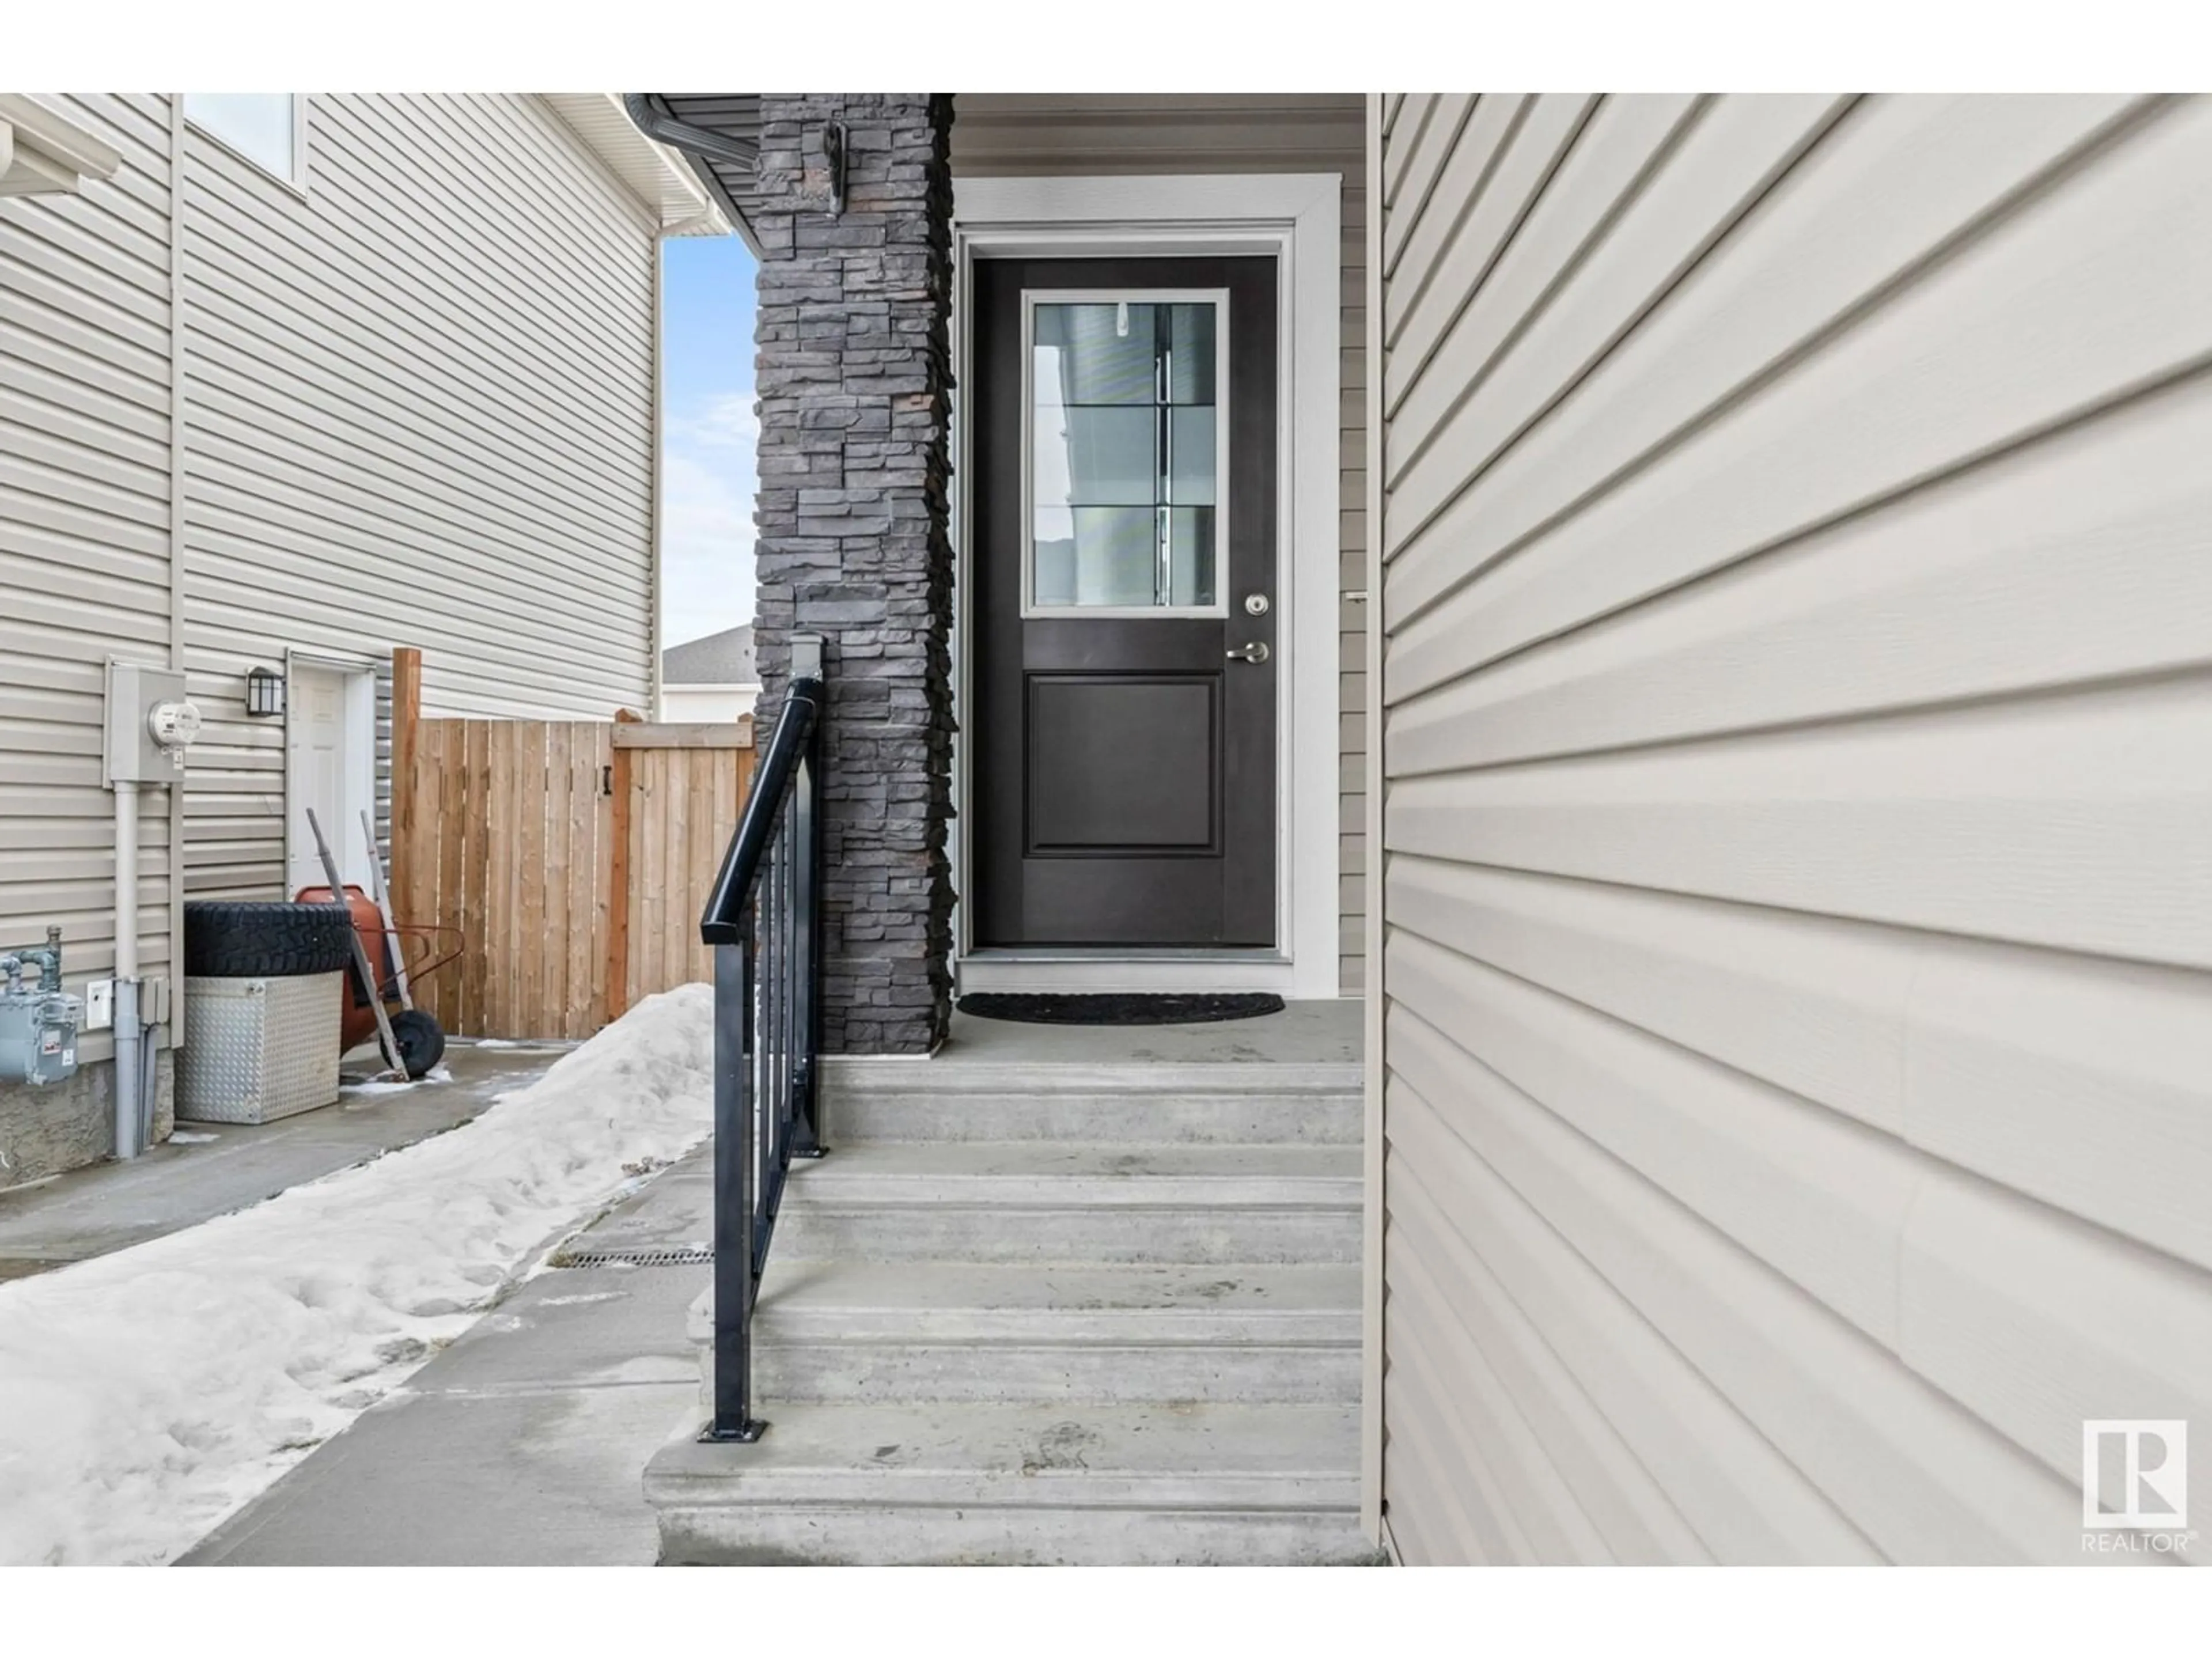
[749,94,955,1054]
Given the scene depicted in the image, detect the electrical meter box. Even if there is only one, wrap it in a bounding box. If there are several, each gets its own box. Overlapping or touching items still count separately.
[106,660,199,785]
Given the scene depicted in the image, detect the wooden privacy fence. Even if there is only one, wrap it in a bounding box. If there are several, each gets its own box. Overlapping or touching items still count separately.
[392,692,756,1040]
[610,723,757,1021]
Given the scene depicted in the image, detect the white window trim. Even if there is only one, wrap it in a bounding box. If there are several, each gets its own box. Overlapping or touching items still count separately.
[183,93,309,194]
[1021,287,1233,620]
[950,172,1342,1000]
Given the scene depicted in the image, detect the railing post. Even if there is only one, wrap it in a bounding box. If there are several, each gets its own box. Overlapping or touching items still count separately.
[790,635,826,1158]
[703,928,764,1442]
[695,646,828,1448]
[788,747,821,1157]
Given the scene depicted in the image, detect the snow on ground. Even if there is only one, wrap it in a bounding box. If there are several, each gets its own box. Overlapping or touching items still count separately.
[0,984,713,1567]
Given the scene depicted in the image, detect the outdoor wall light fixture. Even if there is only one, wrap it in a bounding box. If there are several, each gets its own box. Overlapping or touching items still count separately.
[809,120,846,217]
[245,664,285,718]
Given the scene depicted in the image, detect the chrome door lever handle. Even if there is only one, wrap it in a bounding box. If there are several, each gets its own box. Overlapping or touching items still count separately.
[1226,642,1271,664]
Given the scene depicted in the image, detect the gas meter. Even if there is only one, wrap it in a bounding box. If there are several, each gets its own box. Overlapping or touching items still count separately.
[1,927,79,1087]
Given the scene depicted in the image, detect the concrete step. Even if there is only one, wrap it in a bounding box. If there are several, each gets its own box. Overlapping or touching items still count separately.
[770,1142,1361,1266]
[696,1262,1361,1406]
[821,1059,1362,1145]
[647,1401,1378,1566]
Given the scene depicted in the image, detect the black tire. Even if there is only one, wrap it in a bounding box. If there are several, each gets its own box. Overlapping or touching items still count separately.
[389,1009,445,1079]
[184,900,358,979]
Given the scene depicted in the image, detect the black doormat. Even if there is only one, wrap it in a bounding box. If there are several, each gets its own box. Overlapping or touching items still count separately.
[959,992,1286,1026]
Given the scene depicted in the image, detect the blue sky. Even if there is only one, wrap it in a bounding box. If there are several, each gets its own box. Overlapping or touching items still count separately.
[661,234,759,650]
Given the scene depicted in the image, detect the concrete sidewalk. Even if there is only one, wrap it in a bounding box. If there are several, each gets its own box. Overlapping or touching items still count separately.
[0,1041,571,1283]
[180,1149,714,1567]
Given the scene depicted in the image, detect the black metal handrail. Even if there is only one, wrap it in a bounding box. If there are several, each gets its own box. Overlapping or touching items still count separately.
[698,672,826,1443]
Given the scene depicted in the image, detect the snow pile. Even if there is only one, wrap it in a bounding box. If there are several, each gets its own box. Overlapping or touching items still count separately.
[0,983,714,1566]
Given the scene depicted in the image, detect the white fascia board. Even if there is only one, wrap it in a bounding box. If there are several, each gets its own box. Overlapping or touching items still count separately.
[540,92,732,238]
[0,94,123,198]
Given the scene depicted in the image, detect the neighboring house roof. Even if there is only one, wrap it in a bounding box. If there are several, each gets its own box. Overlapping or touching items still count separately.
[627,94,765,255]
[663,624,758,687]
[541,93,730,238]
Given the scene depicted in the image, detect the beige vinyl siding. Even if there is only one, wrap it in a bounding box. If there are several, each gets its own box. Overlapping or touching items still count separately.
[178,94,658,899]
[0,94,180,1062]
[1374,93,2212,1564]
[953,95,1371,993]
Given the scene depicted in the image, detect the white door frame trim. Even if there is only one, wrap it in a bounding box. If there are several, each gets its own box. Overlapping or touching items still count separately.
[1359,95,1388,1547]
[949,172,1342,999]
[283,648,378,897]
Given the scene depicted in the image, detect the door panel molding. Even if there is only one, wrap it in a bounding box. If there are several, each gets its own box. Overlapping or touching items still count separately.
[1025,673,1221,855]
[950,172,1343,997]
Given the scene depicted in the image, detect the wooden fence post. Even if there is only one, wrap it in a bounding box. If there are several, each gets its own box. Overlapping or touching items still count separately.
[606,706,645,1021]
[391,646,423,904]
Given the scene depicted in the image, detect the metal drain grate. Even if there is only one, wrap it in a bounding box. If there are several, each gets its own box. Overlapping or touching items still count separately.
[551,1245,713,1269]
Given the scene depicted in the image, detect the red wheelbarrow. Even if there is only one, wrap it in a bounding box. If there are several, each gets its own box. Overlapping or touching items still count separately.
[292,882,459,1078]
[297,806,461,1081]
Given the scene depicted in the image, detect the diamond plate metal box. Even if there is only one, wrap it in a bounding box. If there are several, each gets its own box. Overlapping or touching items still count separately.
[179,972,342,1124]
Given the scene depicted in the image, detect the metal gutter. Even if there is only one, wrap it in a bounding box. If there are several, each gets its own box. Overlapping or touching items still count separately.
[540,93,729,238]
[623,94,758,169]
[622,94,760,255]
[0,93,123,195]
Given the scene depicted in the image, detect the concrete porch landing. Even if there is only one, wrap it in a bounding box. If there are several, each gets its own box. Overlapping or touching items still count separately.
[646,1000,1378,1566]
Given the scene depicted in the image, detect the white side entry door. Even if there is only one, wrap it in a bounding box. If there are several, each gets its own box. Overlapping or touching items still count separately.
[285,661,376,896]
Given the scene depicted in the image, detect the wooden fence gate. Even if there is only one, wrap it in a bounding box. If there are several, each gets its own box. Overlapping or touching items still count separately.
[392,694,756,1040]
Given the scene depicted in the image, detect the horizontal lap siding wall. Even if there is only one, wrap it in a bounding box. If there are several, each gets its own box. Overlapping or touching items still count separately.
[950,95,1370,992]
[180,94,658,900]
[1374,92,2212,1564]
[0,94,179,1063]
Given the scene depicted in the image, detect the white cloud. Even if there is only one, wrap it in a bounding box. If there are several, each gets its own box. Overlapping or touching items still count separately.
[661,443,756,646]
[670,392,760,453]
[660,380,761,647]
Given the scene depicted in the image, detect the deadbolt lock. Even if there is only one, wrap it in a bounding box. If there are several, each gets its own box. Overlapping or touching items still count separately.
[1243,592,1271,616]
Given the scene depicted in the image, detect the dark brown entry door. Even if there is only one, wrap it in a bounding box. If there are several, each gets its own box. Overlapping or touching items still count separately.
[972,256,1278,948]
